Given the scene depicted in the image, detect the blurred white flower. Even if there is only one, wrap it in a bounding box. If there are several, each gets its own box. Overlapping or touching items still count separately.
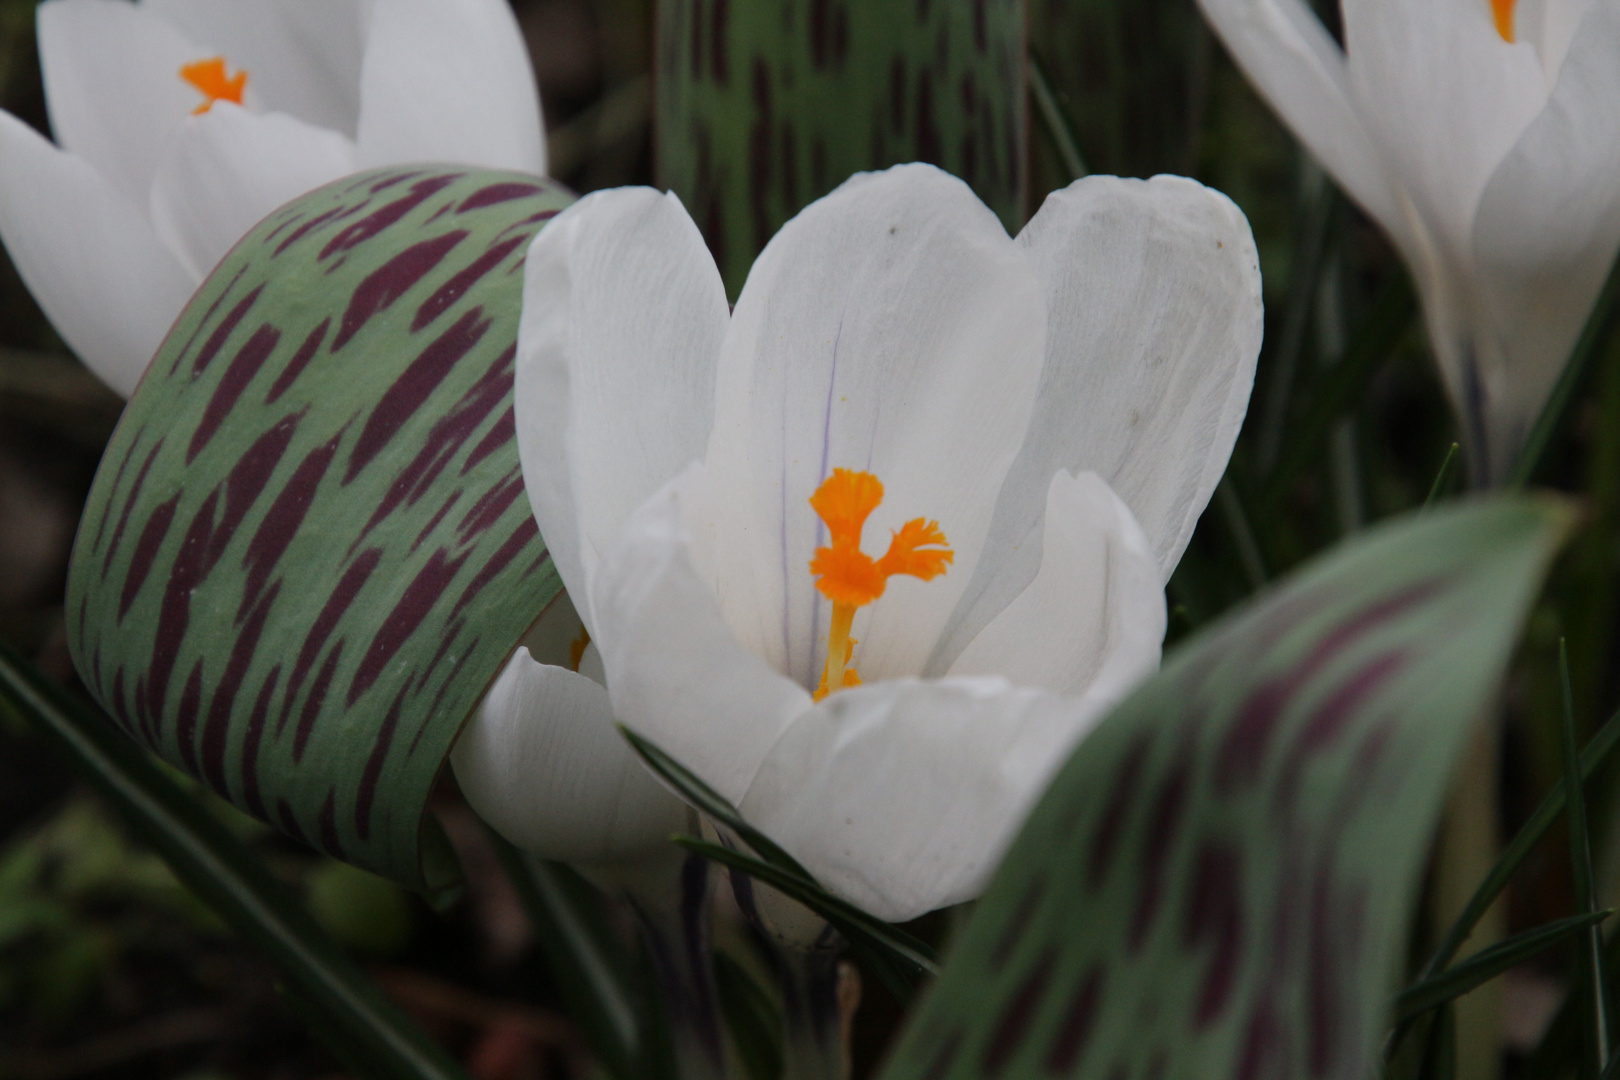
[1197,0,1620,482]
[455,164,1263,921]
[0,0,547,398]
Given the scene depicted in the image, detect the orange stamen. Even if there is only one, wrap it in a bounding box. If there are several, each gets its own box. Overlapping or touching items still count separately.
[809,468,952,700]
[1490,0,1516,42]
[180,57,248,115]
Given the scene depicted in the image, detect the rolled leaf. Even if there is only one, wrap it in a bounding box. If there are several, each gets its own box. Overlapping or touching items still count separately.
[875,495,1571,1080]
[66,166,573,889]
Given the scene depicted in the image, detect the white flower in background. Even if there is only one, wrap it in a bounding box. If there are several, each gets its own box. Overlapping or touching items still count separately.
[1196,0,1620,482]
[0,0,547,398]
[454,164,1263,921]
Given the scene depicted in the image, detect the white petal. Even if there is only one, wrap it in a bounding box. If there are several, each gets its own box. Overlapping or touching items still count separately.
[451,647,688,864]
[590,469,813,806]
[516,187,729,630]
[929,176,1258,671]
[356,0,546,174]
[1194,0,1403,234]
[0,111,195,398]
[1467,0,1620,471]
[1513,0,1599,84]
[948,471,1164,699]
[148,103,358,281]
[701,164,1047,690]
[141,0,368,136]
[37,0,209,203]
[739,676,1112,922]
[1342,0,1547,261]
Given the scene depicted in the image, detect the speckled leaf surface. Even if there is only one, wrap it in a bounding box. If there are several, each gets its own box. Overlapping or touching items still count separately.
[66,167,572,890]
[656,0,1026,296]
[876,497,1570,1080]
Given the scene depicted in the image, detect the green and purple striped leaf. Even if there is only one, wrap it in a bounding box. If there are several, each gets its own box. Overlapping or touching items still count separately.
[876,496,1571,1080]
[66,167,573,889]
[656,0,1026,297]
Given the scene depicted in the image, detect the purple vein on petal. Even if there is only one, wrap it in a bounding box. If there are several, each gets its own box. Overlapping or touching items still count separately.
[802,311,845,687]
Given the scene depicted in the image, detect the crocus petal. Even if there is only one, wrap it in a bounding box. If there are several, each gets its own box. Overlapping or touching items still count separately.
[148,103,358,281]
[700,164,1047,690]
[451,647,688,864]
[516,188,729,630]
[140,0,368,136]
[947,471,1164,699]
[928,176,1257,672]
[0,111,194,397]
[1342,0,1546,260]
[739,676,1112,922]
[1468,0,1620,469]
[356,0,546,175]
[37,0,208,204]
[1194,0,1403,235]
[591,468,813,807]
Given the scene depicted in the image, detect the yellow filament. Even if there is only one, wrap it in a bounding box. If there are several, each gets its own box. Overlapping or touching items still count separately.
[809,468,951,701]
[180,57,248,115]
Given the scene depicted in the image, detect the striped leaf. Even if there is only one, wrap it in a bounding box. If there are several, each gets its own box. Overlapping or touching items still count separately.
[66,167,573,890]
[874,496,1571,1080]
[656,0,1026,297]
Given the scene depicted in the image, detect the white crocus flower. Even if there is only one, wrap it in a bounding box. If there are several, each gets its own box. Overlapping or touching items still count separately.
[0,0,546,398]
[1196,0,1620,482]
[455,164,1262,921]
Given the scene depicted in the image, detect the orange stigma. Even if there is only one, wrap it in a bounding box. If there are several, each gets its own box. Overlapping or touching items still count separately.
[1490,0,1516,41]
[179,57,248,115]
[809,468,952,700]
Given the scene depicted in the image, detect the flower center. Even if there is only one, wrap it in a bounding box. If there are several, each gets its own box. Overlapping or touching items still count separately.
[809,468,953,701]
[1490,0,1516,42]
[179,57,248,115]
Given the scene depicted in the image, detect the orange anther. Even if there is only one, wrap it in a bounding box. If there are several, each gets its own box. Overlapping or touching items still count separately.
[1490,0,1516,41]
[180,57,248,115]
[808,468,951,700]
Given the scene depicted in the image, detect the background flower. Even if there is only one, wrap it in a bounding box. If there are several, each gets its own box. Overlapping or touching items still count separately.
[1196,0,1620,481]
[0,0,546,398]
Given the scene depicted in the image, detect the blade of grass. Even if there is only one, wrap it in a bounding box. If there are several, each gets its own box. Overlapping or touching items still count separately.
[1562,640,1612,1072]
[1217,475,1268,591]
[1511,250,1620,488]
[1256,158,1337,473]
[1029,50,1088,183]
[1424,444,1461,510]
[1419,1004,1458,1080]
[1425,702,1620,976]
[1397,910,1612,1022]
[0,642,467,1080]
[672,837,937,1002]
[1263,271,1416,508]
[487,832,650,1080]
[623,728,815,884]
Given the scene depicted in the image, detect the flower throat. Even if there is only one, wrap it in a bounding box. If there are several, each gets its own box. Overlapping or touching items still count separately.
[808,468,953,701]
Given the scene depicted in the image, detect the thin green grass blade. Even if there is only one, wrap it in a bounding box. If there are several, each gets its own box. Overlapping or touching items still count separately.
[1397,910,1611,1023]
[673,837,937,982]
[873,496,1572,1080]
[622,728,814,882]
[1424,444,1461,510]
[487,832,651,1080]
[1029,50,1088,183]
[1561,640,1612,1070]
[1419,1005,1458,1080]
[1217,475,1268,590]
[1510,250,1620,488]
[1256,160,1338,474]
[1424,703,1620,977]
[1263,271,1417,508]
[0,642,467,1080]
